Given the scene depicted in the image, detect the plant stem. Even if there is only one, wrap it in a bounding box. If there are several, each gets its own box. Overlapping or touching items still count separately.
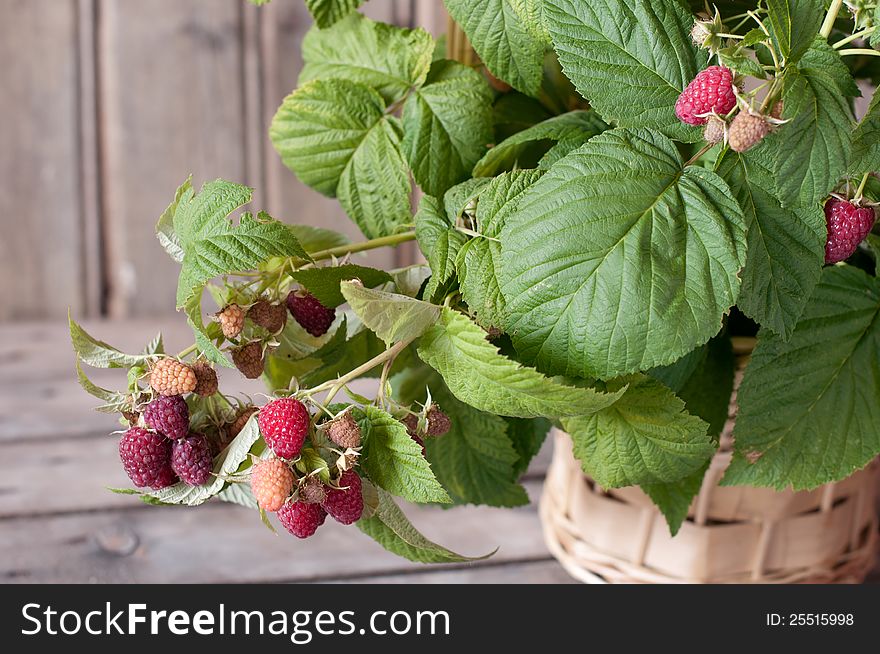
[177,344,197,359]
[717,33,744,40]
[684,143,714,167]
[834,26,877,49]
[820,0,844,39]
[854,172,871,201]
[317,338,413,405]
[308,231,416,263]
[838,48,880,57]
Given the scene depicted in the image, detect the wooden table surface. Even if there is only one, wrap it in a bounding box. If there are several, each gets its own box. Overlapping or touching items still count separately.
[1,319,876,584]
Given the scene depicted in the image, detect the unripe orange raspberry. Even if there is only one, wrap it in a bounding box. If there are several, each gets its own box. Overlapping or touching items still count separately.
[250,458,295,512]
[190,361,218,397]
[729,111,771,152]
[149,358,197,396]
[216,304,245,339]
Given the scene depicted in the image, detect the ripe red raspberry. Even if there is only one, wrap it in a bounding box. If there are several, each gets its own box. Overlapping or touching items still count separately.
[278,500,327,538]
[149,358,197,396]
[118,427,175,489]
[258,397,310,459]
[143,395,189,440]
[675,66,736,126]
[216,304,245,339]
[326,412,361,449]
[426,406,451,436]
[824,198,876,264]
[171,433,213,486]
[248,299,287,333]
[322,469,363,524]
[250,458,295,512]
[232,341,264,379]
[728,110,771,153]
[190,361,218,397]
[286,291,335,337]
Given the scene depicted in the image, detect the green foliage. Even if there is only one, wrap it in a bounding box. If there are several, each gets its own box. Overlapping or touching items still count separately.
[70,315,151,369]
[341,281,440,345]
[414,193,469,302]
[304,0,365,28]
[289,264,392,307]
[642,462,709,536]
[765,0,825,64]
[850,90,880,174]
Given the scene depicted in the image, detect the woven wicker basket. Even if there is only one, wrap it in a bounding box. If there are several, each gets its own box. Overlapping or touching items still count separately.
[540,338,879,584]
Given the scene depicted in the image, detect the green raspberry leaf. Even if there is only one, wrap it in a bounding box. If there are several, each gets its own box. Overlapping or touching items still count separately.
[402,60,494,196]
[357,488,494,563]
[562,376,714,489]
[74,359,129,412]
[303,0,364,28]
[642,462,710,536]
[155,176,190,264]
[341,281,440,345]
[289,264,392,308]
[765,0,824,64]
[443,0,546,96]
[288,225,350,254]
[544,0,706,142]
[850,90,880,175]
[414,194,469,302]
[418,308,625,419]
[716,148,826,339]
[505,416,551,478]
[500,128,747,379]
[472,110,607,177]
[723,265,880,490]
[356,405,451,504]
[299,13,434,104]
[69,314,150,369]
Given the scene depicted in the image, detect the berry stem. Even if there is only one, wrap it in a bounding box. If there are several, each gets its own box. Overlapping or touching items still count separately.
[820,0,844,39]
[837,48,880,57]
[684,143,714,167]
[311,337,414,405]
[177,344,198,359]
[834,26,877,49]
[308,231,416,263]
[854,173,870,202]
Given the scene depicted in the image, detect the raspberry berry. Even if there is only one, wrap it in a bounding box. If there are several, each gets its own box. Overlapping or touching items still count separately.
[402,414,427,456]
[149,358,197,396]
[824,198,876,264]
[143,395,189,440]
[299,476,327,504]
[248,299,287,333]
[278,500,327,539]
[286,291,335,337]
[119,427,175,489]
[171,433,214,486]
[703,115,726,144]
[216,304,245,339]
[326,412,361,449]
[426,406,451,436]
[675,65,736,126]
[728,110,771,153]
[232,341,264,379]
[230,406,258,438]
[258,397,310,459]
[250,458,295,512]
[322,469,363,525]
[190,361,218,397]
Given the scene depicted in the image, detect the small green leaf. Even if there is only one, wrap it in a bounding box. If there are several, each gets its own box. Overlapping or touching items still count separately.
[418,308,625,418]
[70,314,148,369]
[642,461,709,536]
[290,264,392,308]
[850,90,880,175]
[415,194,469,302]
[303,0,364,28]
[766,0,824,64]
[718,50,766,79]
[155,176,190,263]
[75,359,129,410]
[172,178,252,249]
[356,405,451,504]
[562,376,714,489]
[357,488,494,563]
[296,447,331,484]
[341,281,440,345]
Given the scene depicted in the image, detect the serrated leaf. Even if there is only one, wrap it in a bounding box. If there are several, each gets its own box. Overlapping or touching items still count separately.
[473,110,607,177]
[418,308,625,418]
[718,50,766,79]
[456,170,542,327]
[341,281,439,345]
[642,461,709,536]
[562,376,714,488]
[356,405,450,503]
[716,148,825,338]
[424,377,530,507]
[444,0,546,96]
[304,0,364,28]
[774,40,857,207]
[850,90,880,174]
[723,265,880,490]
[391,264,431,297]
[493,91,554,141]
[544,0,706,142]
[75,359,129,409]
[296,447,331,484]
[142,414,263,505]
[742,27,768,48]
[442,177,492,223]
[501,128,747,379]
[766,0,824,64]
[142,333,164,356]
[297,326,390,388]
[216,483,259,510]
[155,176,190,263]
[402,60,494,196]
[300,13,433,104]
[290,264,392,308]
[505,416,551,478]
[172,178,252,249]
[357,488,494,562]
[415,194,468,302]
[69,314,148,369]
[873,6,880,49]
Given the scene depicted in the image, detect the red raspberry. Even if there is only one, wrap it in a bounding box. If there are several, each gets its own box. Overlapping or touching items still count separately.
[322,469,363,524]
[278,500,327,538]
[143,395,189,440]
[286,291,336,337]
[258,397,310,459]
[118,427,175,489]
[675,65,736,126]
[824,198,876,264]
[250,458,295,512]
[171,433,214,486]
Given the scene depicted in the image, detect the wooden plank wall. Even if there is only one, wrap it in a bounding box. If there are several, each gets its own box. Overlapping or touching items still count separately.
[0,0,443,322]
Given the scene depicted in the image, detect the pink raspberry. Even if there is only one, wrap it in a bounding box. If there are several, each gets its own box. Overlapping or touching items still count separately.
[278,500,327,538]
[824,198,876,264]
[675,66,736,126]
[321,469,364,525]
[143,395,189,440]
[171,433,213,486]
[258,397,310,459]
[118,427,175,489]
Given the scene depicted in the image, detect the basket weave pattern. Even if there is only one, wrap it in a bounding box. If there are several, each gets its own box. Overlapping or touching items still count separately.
[540,341,879,584]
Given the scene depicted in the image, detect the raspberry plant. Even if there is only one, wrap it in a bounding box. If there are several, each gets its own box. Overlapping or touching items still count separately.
[71,0,880,561]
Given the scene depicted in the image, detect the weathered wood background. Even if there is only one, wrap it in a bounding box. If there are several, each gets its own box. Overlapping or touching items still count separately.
[0,0,440,322]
